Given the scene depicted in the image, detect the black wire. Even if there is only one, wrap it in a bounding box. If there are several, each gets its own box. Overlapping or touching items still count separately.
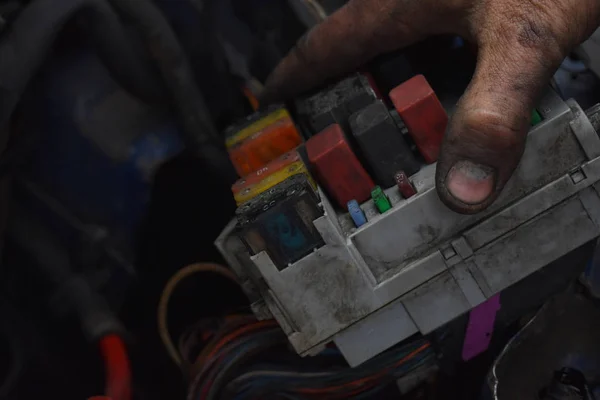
[244,353,433,399]
[0,0,166,132]
[188,334,256,399]
[226,341,435,399]
[189,328,284,400]
[188,319,433,400]
[297,339,431,387]
[206,330,285,400]
[105,0,236,181]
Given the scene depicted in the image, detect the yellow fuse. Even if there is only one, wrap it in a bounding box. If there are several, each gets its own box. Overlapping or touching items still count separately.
[234,161,316,205]
[225,108,291,149]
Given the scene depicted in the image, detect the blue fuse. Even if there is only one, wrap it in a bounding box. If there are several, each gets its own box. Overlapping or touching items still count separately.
[348,200,367,227]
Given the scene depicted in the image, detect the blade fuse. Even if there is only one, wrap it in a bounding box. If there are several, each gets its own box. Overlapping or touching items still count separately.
[231,151,316,205]
[232,151,301,195]
[371,186,392,213]
[394,171,417,199]
[347,200,367,228]
[225,106,290,149]
[349,100,420,187]
[226,108,304,177]
[237,175,324,270]
[307,124,375,209]
[389,75,448,163]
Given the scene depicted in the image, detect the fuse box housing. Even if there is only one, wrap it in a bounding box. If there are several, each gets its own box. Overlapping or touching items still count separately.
[217,88,600,367]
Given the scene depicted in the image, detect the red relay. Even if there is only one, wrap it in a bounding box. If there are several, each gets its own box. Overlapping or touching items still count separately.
[389,75,448,164]
[307,124,374,209]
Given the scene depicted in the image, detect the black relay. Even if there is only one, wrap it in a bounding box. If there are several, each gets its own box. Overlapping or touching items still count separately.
[296,74,377,136]
[349,100,421,187]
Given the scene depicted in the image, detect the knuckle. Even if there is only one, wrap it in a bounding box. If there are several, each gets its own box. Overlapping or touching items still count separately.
[515,17,553,49]
[457,109,526,157]
[511,0,593,52]
[509,9,566,59]
[514,14,566,65]
[477,0,585,58]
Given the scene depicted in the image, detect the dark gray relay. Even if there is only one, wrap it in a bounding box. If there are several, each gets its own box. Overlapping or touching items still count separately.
[349,100,420,187]
[296,74,376,136]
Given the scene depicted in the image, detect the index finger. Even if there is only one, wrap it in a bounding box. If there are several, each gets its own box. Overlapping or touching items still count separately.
[261,0,441,104]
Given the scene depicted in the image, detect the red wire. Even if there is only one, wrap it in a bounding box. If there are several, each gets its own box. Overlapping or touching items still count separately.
[195,320,277,399]
[298,342,431,395]
[199,354,225,400]
[99,334,132,400]
[200,320,277,365]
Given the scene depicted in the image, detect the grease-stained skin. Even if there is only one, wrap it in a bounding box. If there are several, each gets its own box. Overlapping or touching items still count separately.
[261,0,600,214]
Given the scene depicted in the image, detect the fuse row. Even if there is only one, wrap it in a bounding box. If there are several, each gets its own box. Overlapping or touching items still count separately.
[225,73,449,268]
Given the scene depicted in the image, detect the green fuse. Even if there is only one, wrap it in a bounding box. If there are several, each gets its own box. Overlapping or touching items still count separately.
[372,186,392,214]
[531,109,542,126]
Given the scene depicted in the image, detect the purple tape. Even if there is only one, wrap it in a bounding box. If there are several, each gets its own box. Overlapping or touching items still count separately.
[462,294,501,361]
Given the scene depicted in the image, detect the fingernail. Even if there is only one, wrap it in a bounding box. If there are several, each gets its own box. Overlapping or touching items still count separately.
[446,160,495,205]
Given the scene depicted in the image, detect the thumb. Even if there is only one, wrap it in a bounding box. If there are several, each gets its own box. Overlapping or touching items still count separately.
[435,27,569,214]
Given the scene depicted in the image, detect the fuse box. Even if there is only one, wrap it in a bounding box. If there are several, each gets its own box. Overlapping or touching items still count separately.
[217,77,600,368]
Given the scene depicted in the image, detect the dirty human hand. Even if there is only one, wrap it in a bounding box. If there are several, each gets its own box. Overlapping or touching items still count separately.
[261,0,600,214]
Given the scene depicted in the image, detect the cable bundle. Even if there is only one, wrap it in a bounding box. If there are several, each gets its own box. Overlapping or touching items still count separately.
[185,315,435,400]
[157,264,436,400]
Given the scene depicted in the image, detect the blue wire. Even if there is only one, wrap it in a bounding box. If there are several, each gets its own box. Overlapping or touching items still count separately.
[228,341,434,400]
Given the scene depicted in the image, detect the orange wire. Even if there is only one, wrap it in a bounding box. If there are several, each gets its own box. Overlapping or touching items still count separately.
[242,86,260,111]
[298,342,431,394]
[158,263,239,369]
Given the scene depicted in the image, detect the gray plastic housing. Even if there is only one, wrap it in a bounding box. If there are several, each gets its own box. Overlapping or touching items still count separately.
[216,89,600,366]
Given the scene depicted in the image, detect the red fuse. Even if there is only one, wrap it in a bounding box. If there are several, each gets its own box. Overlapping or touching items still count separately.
[307,124,374,209]
[389,75,448,164]
[394,171,417,199]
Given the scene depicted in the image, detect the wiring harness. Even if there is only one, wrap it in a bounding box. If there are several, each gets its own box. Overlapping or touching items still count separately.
[183,314,435,400]
[158,264,437,399]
